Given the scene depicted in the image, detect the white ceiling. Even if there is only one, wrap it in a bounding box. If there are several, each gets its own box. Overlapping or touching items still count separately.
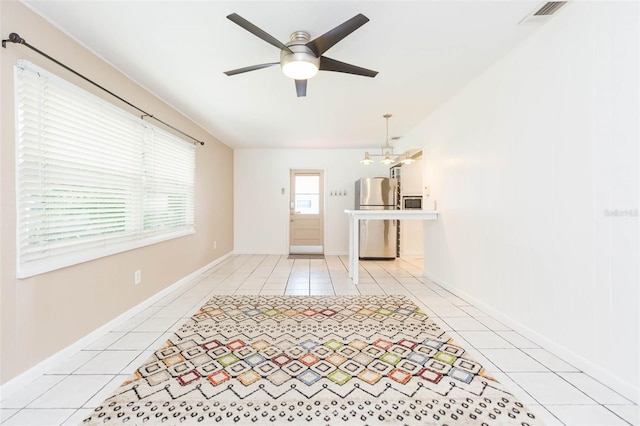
[22,0,542,150]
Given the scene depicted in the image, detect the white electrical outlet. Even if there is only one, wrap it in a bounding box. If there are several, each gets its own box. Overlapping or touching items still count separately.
[134,270,141,285]
[214,241,217,249]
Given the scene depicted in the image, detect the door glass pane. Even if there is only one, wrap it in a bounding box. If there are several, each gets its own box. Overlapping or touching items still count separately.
[294,175,319,214]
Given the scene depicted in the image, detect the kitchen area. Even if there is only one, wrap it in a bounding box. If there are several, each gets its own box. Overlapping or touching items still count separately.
[346,153,439,284]
[393,157,428,258]
[234,146,437,262]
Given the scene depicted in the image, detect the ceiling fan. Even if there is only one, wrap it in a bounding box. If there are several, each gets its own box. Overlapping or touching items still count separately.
[223,13,378,97]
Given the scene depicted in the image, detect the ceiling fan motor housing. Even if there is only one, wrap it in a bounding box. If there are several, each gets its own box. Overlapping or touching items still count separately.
[280,31,320,79]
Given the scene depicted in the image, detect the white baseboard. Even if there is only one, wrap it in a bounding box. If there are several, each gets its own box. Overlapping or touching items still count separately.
[423,269,639,404]
[232,250,351,257]
[232,250,286,255]
[0,252,233,399]
[399,252,424,258]
[232,250,353,257]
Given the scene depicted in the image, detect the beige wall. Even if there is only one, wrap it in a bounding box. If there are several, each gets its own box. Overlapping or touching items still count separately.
[0,1,234,385]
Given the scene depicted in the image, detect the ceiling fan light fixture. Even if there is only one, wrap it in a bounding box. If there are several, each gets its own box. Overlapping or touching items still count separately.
[281,60,318,80]
[280,35,320,80]
[360,152,374,165]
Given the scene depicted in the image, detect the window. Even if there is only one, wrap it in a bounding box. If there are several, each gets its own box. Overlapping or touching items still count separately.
[15,60,195,278]
[294,175,320,214]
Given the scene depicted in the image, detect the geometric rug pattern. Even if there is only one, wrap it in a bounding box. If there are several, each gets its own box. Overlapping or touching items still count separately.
[83,295,541,425]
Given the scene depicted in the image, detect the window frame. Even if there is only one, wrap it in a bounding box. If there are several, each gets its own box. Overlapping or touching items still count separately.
[14,60,196,278]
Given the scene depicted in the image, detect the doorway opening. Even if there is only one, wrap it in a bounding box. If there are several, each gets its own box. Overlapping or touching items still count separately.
[289,170,324,254]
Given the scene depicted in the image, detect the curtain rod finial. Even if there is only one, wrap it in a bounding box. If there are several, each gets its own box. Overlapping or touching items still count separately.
[10,33,24,43]
[3,32,24,48]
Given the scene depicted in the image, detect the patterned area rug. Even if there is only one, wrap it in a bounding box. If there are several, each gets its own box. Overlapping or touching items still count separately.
[83,295,541,425]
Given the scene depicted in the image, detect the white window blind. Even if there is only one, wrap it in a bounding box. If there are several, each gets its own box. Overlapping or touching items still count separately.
[15,60,195,278]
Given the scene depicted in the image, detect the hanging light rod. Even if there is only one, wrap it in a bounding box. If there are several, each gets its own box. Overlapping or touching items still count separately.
[2,32,205,146]
[361,113,397,165]
[360,114,417,166]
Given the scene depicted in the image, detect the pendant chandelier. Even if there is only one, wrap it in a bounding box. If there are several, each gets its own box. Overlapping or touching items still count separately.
[360,114,415,166]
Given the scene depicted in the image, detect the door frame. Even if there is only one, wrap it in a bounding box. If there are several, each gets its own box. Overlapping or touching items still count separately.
[289,169,324,254]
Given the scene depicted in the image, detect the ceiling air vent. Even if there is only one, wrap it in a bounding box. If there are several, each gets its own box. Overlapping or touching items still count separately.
[534,2,567,16]
[520,1,569,25]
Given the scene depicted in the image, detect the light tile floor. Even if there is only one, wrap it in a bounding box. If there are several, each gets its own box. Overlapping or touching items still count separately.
[1,255,637,425]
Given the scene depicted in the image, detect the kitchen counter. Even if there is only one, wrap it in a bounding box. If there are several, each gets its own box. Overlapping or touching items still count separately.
[344,209,439,284]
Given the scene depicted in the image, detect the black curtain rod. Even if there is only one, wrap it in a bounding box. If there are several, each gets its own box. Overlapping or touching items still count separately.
[2,32,205,146]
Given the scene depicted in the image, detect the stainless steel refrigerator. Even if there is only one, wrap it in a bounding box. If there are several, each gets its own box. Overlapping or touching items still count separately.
[354,177,398,259]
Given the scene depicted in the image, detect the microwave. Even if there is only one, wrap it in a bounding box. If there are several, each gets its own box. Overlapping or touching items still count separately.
[402,196,423,210]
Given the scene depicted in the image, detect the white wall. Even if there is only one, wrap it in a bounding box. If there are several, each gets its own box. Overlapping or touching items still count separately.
[234,149,390,255]
[402,2,639,400]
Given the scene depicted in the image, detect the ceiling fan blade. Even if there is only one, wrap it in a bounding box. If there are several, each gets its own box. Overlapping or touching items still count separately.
[295,79,307,97]
[227,13,292,53]
[224,62,279,76]
[319,56,378,77]
[306,14,369,57]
